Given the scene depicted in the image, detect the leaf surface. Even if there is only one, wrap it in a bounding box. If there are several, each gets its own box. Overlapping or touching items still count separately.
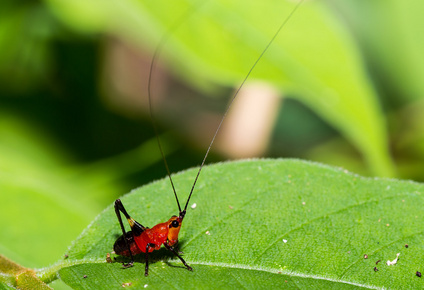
[49,159,424,289]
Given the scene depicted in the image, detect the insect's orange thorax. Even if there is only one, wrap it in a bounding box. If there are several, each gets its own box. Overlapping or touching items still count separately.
[133,216,182,253]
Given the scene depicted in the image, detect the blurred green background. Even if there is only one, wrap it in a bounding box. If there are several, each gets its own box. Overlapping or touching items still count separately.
[1,0,424,271]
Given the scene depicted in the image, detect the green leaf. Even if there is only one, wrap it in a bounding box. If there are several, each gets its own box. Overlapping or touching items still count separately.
[0,255,50,289]
[0,1,55,92]
[40,159,423,288]
[0,115,98,268]
[332,0,424,105]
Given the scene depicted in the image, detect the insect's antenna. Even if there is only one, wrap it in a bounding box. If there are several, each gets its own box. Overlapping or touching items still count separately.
[148,3,206,214]
[182,0,304,214]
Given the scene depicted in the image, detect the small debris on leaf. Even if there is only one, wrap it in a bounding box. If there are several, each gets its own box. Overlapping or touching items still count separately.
[228,205,234,209]
[376,260,381,265]
[64,254,68,259]
[364,254,368,259]
[405,244,409,248]
[417,271,422,277]
[144,284,149,288]
[205,231,211,235]
[83,275,87,279]
[374,267,378,272]
[283,239,288,243]
[106,253,113,263]
[387,253,400,266]
[191,203,197,209]
[122,282,132,287]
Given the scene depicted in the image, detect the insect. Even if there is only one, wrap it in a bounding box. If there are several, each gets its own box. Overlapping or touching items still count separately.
[113,0,304,277]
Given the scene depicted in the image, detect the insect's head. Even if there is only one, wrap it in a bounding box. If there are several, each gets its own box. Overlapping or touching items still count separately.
[167,215,183,246]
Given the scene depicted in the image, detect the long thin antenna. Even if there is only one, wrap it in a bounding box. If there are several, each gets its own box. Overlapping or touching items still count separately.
[182,0,304,213]
[148,2,206,213]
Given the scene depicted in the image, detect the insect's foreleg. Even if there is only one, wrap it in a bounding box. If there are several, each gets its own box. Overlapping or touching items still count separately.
[164,243,193,271]
[144,243,155,276]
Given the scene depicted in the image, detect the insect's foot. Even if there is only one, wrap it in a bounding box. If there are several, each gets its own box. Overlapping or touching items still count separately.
[187,265,193,271]
[122,261,134,268]
[144,271,149,277]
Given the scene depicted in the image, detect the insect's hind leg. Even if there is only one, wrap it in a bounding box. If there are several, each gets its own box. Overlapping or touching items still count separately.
[114,199,139,268]
[164,243,193,271]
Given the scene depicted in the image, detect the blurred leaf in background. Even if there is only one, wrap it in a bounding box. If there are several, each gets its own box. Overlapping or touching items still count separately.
[325,0,424,180]
[43,0,400,177]
[0,0,55,93]
[0,0,423,273]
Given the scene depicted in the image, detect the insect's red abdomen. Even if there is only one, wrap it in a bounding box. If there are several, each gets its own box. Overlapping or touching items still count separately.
[113,231,143,257]
[134,222,169,253]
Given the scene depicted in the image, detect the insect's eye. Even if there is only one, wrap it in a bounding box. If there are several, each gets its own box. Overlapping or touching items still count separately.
[171,220,179,228]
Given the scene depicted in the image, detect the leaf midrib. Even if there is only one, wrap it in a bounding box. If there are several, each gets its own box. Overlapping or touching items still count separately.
[49,259,378,289]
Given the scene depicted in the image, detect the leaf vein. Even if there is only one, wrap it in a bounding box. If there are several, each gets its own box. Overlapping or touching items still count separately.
[182,194,259,247]
[188,261,378,289]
